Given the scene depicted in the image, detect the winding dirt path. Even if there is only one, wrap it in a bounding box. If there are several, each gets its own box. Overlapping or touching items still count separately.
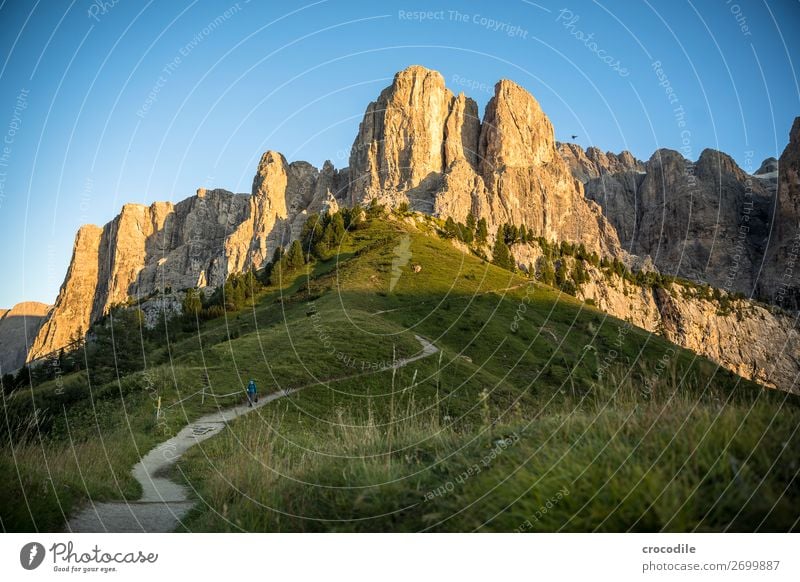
[66,335,438,532]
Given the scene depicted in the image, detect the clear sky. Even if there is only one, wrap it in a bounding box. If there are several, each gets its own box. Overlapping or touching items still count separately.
[0,0,798,307]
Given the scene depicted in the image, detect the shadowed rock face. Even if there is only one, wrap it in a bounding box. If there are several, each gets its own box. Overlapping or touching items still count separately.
[762,118,800,309]
[0,302,50,373]
[564,144,776,297]
[562,118,800,304]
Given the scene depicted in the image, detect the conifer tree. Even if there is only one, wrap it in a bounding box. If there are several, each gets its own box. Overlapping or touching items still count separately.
[476,218,488,245]
[492,230,514,271]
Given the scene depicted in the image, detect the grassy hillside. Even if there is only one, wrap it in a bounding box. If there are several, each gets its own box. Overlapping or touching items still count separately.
[2,211,798,532]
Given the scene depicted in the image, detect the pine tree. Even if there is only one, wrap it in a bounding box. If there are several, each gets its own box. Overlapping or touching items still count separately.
[182,288,202,316]
[508,225,519,244]
[270,245,283,265]
[328,212,346,245]
[540,258,556,286]
[243,269,260,298]
[555,260,568,289]
[476,218,488,245]
[461,221,474,244]
[13,365,29,390]
[492,230,514,271]
[283,240,305,270]
[223,278,240,311]
[1,373,14,395]
[443,217,459,239]
[301,214,323,256]
[466,213,476,233]
[344,204,364,229]
[259,245,283,285]
[572,260,589,286]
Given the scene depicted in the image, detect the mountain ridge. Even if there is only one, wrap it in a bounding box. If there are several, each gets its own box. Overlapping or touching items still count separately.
[15,66,800,393]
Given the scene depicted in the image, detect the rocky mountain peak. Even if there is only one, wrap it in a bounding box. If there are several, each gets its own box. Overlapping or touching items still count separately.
[755,157,778,175]
[790,116,800,146]
[557,142,644,182]
[347,65,465,204]
[696,148,748,181]
[252,150,289,197]
[478,79,556,173]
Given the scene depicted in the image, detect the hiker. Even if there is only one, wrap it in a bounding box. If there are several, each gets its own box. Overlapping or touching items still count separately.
[246,379,258,406]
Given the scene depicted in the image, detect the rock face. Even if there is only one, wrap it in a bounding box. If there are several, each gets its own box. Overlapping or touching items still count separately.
[226,152,347,274]
[30,169,345,360]
[762,118,800,309]
[348,67,622,256]
[575,265,799,392]
[29,225,103,361]
[348,66,471,206]
[564,146,774,297]
[0,302,50,373]
[29,191,250,360]
[558,142,645,183]
[756,157,779,175]
[509,241,798,392]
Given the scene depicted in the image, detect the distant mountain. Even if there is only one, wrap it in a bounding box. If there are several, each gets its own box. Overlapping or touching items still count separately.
[0,302,50,373]
[558,117,799,309]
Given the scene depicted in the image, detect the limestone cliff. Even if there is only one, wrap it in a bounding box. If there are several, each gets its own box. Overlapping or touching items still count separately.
[563,145,774,297]
[557,142,644,183]
[762,117,800,309]
[509,243,798,392]
[29,225,103,361]
[754,156,779,196]
[348,66,479,209]
[29,166,343,360]
[577,265,798,393]
[225,152,346,274]
[348,67,622,256]
[29,191,250,360]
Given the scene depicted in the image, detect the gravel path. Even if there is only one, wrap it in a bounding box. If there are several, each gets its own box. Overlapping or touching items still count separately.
[66,335,438,532]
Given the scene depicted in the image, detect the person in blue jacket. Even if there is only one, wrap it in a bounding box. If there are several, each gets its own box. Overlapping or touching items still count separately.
[246,378,258,406]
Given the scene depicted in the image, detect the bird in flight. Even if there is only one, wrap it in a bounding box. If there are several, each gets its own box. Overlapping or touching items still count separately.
[571,135,578,140]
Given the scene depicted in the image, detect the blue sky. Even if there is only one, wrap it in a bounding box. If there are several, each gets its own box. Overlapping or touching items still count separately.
[0,0,798,307]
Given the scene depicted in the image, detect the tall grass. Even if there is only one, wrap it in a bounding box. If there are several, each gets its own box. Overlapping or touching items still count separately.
[177,360,800,532]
